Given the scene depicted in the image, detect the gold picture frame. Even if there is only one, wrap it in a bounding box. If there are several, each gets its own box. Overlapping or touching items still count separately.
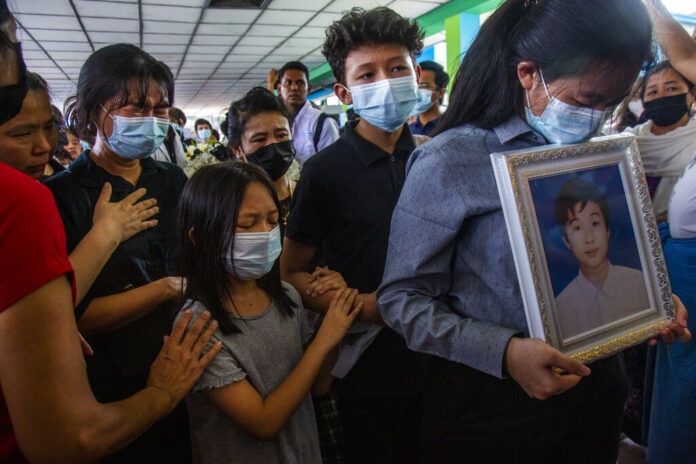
[491,135,674,364]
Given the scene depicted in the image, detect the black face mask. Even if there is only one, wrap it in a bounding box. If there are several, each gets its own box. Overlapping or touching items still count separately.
[642,93,690,127]
[246,140,295,181]
[0,40,28,126]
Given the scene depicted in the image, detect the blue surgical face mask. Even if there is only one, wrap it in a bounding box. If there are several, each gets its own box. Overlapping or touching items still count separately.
[225,226,282,280]
[348,75,419,132]
[524,70,607,144]
[171,122,183,135]
[198,128,211,141]
[411,88,435,116]
[100,106,169,159]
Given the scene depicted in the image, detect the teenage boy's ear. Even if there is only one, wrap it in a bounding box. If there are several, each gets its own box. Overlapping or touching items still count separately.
[188,227,196,245]
[335,81,352,106]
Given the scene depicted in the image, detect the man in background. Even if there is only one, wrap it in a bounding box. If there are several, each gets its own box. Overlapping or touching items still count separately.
[277,61,340,165]
[409,60,448,136]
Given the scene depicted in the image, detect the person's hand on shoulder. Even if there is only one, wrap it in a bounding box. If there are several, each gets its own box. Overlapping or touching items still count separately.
[146,310,222,412]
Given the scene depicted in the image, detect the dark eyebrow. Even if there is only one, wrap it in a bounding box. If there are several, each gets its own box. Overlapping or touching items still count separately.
[249,131,268,138]
[662,80,679,86]
[10,123,40,131]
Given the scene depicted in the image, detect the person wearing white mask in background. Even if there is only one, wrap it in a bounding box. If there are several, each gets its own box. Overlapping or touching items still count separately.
[194,118,214,144]
[622,61,696,222]
[280,7,430,463]
[409,60,448,137]
[45,43,193,464]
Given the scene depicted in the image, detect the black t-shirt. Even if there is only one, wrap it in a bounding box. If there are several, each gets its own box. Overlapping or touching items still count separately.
[286,120,423,396]
[286,120,414,293]
[45,151,187,396]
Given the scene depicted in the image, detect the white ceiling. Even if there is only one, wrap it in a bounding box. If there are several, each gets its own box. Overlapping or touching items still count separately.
[8,0,449,119]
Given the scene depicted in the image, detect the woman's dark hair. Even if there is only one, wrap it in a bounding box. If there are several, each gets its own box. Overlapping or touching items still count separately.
[178,160,296,334]
[434,0,654,135]
[640,61,695,100]
[224,87,290,150]
[26,72,49,95]
[169,107,186,125]
[64,43,174,143]
[322,7,424,84]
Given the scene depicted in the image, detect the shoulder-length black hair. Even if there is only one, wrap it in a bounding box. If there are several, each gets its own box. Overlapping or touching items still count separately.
[177,160,296,334]
[64,43,174,143]
[434,0,654,136]
[221,86,290,151]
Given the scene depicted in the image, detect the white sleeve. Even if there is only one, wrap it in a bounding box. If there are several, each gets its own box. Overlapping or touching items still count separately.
[317,117,340,151]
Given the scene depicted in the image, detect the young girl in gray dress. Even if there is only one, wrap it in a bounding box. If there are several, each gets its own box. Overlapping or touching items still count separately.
[176,161,361,464]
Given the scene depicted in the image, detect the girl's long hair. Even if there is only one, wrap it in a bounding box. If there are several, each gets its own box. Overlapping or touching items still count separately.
[177,161,296,334]
[433,0,654,136]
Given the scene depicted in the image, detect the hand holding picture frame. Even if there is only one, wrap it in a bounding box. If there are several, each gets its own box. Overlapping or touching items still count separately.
[491,135,674,364]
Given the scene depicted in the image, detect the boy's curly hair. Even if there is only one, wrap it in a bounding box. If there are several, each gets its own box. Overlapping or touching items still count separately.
[322,7,424,84]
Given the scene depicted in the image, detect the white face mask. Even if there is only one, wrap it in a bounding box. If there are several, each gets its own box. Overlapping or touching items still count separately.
[225,226,282,280]
[524,70,608,144]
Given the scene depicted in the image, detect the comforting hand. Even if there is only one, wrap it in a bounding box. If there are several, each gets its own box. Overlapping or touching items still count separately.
[306,267,347,298]
[650,294,691,345]
[314,288,363,350]
[504,337,591,400]
[92,182,159,244]
[146,310,222,411]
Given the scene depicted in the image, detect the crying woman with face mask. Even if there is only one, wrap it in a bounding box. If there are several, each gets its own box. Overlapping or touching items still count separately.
[622,61,696,222]
[226,87,298,234]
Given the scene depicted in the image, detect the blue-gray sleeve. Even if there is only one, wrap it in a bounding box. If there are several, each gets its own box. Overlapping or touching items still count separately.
[377,143,517,378]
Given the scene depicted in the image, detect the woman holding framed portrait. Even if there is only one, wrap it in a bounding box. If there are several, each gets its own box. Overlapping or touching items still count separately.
[377,0,690,462]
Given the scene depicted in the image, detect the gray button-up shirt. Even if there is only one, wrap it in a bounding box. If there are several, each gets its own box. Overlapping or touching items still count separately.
[377,115,547,378]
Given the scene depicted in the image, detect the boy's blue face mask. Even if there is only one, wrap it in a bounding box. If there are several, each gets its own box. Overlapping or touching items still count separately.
[347,75,419,132]
[100,106,169,159]
[524,70,608,144]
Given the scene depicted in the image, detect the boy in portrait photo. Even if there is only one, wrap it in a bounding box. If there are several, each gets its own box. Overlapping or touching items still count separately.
[554,178,650,339]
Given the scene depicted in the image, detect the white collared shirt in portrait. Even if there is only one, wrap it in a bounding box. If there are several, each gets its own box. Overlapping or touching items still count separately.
[555,263,650,340]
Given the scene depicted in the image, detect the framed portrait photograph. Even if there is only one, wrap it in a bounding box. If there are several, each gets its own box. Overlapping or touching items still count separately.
[491,135,674,364]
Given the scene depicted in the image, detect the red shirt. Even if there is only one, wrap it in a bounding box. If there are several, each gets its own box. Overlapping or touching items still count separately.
[0,163,75,463]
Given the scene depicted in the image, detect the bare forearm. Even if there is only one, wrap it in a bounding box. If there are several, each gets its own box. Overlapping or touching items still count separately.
[68,228,119,305]
[72,386,173,460]
[648,0,696,80]
[248,342,330,440]
[357,292,384,325]
[78,280,173,335]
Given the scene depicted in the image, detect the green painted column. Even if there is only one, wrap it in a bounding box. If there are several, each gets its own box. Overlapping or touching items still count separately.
[445,12,481,91]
